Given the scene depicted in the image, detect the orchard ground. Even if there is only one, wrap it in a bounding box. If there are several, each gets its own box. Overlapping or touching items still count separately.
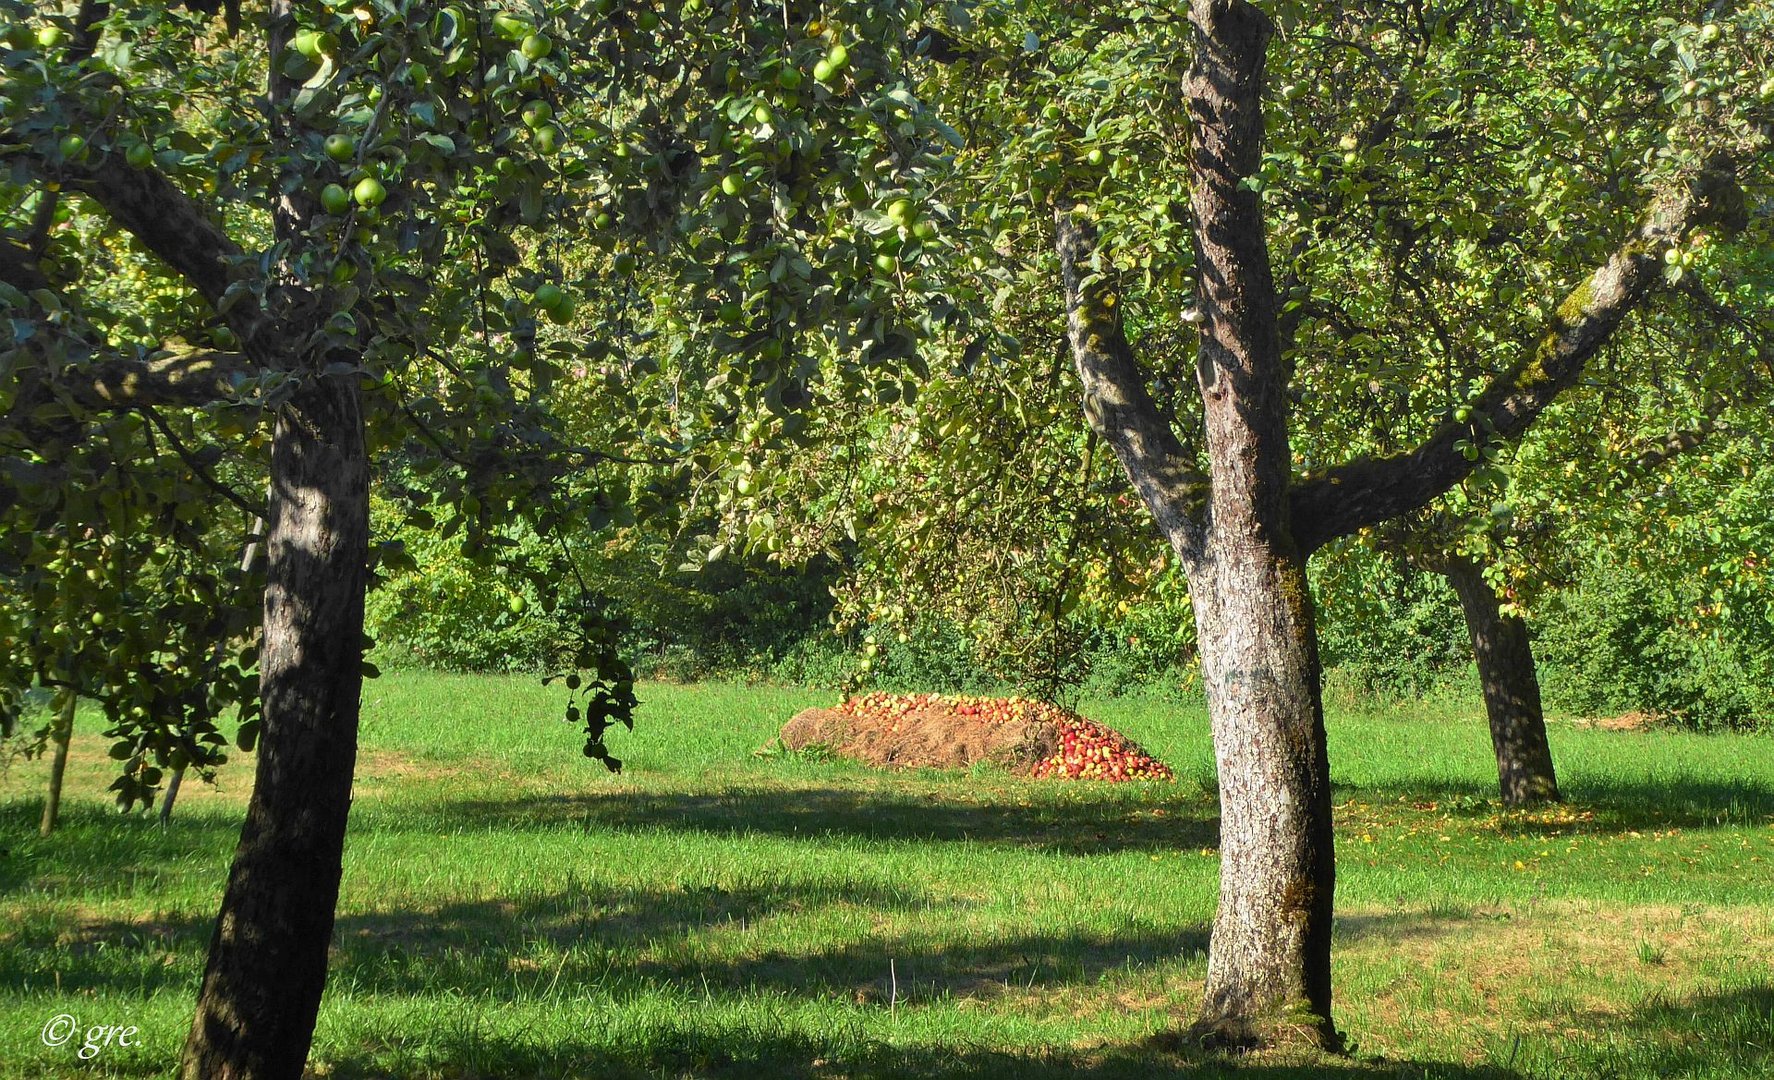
[2,675,1771,1079]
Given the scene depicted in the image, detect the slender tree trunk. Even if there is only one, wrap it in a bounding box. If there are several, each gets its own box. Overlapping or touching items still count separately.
[1441,556,1560,806]
[180,376,368,1079]
[39,689,76,836]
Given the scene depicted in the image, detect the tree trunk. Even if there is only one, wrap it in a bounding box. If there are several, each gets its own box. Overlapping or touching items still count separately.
[1441,556,1560,806]
[1181,0,1337,1048]
[39,689,76,836]
[180,376,367,1079]
[1187,546,1336,1047]
[1056,0,1340,1048]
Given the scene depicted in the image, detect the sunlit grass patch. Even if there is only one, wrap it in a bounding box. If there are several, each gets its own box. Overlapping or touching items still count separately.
[1,675,1770,1077]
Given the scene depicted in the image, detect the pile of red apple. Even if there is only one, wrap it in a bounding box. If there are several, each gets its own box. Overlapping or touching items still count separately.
[1029,710,1175,783]
[832,692,1173,783]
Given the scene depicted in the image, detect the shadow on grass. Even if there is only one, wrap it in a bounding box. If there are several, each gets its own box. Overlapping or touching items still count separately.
[319,1024,1528,1080]
[314,979,1774,1078]
[11,877,1210,1003]
[0,802,238,897]
[418,784,1223,854]
[1337,774,1774,834]
[1604,983,1774,1076]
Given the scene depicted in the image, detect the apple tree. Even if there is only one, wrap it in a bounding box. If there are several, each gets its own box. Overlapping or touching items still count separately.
[792,0,1773,1047]
[3,0,952,1077]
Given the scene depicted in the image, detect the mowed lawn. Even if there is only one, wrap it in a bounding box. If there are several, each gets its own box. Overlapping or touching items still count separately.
[2,675,1772,1078]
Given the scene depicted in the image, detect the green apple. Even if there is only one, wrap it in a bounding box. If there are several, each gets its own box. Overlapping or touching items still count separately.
[717,301,743,324]
[1085,147,1106,167]
[521,99,552,127]
[292,29,337,58]
[873,252,898,274]
[826,42,850,70]
[813,58,835,83]
[543,293,574,324]
[352,176,387,208]
[519,32,552,59]
[57,133,87,161]
[324,133,355,162]
[612,252,637,275]
[37,25,69,48]
[720,173,745,196]
[533,123,561,153]
[911,220,937,242]
[125,141,155,169]
[777,65,803,90]
[508,594,527,614]
[534,283,565,311]
[636,10,659,31]
[752,102,773,125]
[320,183,352,214]
[885,198,915,227]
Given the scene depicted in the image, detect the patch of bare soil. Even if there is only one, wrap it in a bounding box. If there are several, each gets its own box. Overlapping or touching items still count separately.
[777,694,1173,781]
[1570,711,1660,732]
[779,705,1058,772]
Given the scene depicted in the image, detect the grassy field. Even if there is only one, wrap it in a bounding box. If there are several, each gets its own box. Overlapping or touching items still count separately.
[1,675,1771,1078]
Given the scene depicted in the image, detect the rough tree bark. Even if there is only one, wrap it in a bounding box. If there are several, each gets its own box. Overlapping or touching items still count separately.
[1440,556,1560,806]
[1054,0,1746,1049]
[179,376,368,1079]
[1175,0,1336,1046]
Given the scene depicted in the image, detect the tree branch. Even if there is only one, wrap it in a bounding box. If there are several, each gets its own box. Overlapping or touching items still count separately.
[1626,405,1731,475]
[4,334,260,428]
[139,405,262,516]
[2,128,281,360]
[1289,160,1750,554]
[1055,209,1206,558]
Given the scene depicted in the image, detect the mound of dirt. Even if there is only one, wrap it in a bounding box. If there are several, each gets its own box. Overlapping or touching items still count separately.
[778,693,1173,782]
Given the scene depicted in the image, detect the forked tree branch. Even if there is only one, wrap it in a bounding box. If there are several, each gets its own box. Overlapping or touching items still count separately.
[1288,160,1750,554]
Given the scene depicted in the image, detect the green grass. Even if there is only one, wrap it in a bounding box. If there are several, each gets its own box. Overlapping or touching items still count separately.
[2,674,1771,1078]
